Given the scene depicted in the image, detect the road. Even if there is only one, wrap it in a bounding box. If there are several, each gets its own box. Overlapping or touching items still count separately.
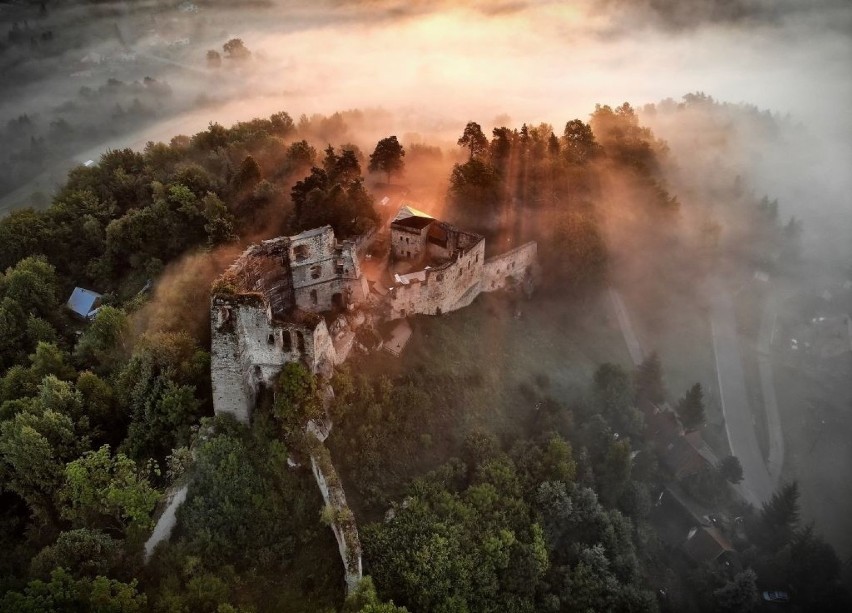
[708,281,775,506]
[757,295,785,483]
[608,287,645,366]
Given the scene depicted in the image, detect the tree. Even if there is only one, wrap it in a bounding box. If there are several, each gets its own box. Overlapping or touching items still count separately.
[634,352,665,408]
[717,456,743,484]
[675,383,705,430]
[447,159,501,215]
[0,568,146,612]
[0,406,89,524]
[232,155,262,193]
[562,119,599,164]
[713,569,759,612]
[368,136,405,184]
[74,306,129,372]
[206,50,221,67]
[61,445,160,539]
[756,481,800,549]
[457,122,489,160]
[273,362,323,433]
[30,529,121,580]
[222,38,250,60]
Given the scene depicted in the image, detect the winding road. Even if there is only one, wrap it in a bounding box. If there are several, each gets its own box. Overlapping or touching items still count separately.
[708,280,778,506]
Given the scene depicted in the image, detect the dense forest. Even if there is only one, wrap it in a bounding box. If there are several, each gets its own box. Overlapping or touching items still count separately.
[0,99,848,612]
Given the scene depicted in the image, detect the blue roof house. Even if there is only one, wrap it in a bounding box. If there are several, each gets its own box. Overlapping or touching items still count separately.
[67,287,103,320]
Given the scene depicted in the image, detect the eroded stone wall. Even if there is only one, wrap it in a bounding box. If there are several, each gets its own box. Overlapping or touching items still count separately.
[388,239,486,319]
[210,298,337,422]
[482,242,537,292]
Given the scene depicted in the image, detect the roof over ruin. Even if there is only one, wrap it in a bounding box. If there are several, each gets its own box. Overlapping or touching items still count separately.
[392,205,435,230]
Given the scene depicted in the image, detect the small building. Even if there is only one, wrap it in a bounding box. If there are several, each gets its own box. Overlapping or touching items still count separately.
[387,206,536,319]
[67,287,103,320]
[683,525,735,564]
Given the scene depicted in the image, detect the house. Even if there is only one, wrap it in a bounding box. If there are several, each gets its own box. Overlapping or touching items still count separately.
[66,287,103,320]
[683,525,735,564]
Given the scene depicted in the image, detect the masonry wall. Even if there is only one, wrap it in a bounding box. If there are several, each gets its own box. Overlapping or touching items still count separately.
[482,242,537,292]
[388,239,486,319]
[391,225,429,260]
[310,447,363,595]
[210,298,337,422]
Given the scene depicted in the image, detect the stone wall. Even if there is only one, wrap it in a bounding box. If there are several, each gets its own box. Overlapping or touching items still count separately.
[482,242,537,292]
[391,224,429,261]
[290,227,368,312]
[309,441,363,595]
[388,239,486,319]
[210,298,337,423]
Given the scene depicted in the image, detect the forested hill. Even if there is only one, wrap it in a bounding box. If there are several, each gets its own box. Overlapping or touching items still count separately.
[0,104,848,611]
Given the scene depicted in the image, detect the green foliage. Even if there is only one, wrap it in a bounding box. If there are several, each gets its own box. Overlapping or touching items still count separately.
[634,352,666,408]
[0,568,146,613]
[273,362,324,434]
[675,382,705,431]
[0,257,61,370]
[290,165,379,239]
[60,445,160,540]
[712,569,758,612]
[30,529,122,580]
[717,456,743,484]
[544,207,610,289]
[115,332,207,461]
[447,158,502,214]
[74,307,130,372]
[173,421,318,571]
[0,401,90,524]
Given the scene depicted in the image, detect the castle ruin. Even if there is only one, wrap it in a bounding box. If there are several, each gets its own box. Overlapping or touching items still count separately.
[210,206,537,423]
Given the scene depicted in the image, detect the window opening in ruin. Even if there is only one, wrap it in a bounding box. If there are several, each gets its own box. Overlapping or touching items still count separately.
[436,307,442,315]
[436,273,444,282]
[267,333,275,345]
[400,309,406,318]
[294,244,309,261]
[332,292,344,309]
[310,265,322,279]
[336,262,344,275]
[310,289,318,305]
[296,331,306,352]
[283,331,292,352]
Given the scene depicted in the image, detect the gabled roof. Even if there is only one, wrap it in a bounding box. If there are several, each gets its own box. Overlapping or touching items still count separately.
[67,287,102,318]
[392,205,434,230]
[683,526,734,563]
[393,205,433,222]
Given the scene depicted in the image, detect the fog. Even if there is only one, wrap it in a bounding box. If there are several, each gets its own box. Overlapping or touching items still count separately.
[2,0,851,558]
[3,0,850,251]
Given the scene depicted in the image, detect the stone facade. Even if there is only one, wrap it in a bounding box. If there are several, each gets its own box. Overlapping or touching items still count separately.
[210,226,367,423]
[211,211,539,422]
[387,207,537,319]
[482,242,538,291]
